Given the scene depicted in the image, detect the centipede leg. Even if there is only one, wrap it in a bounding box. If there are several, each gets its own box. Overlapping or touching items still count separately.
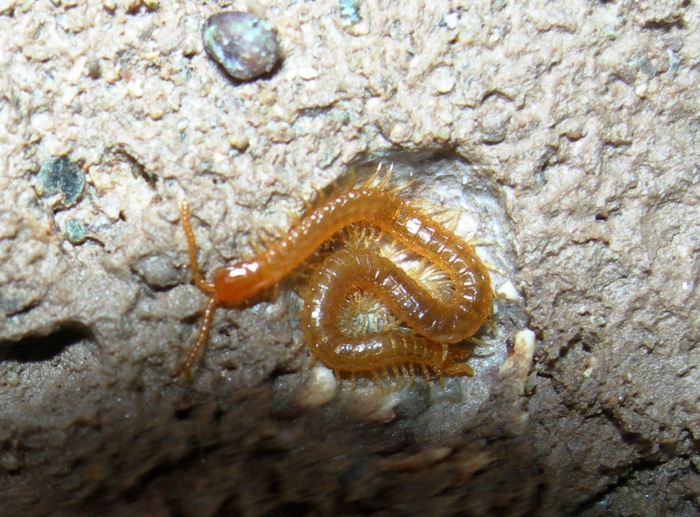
[349,371,357,392]
[406,363,416,387]
[400,363,410,386]
[380,367,390,389]
[371,370,386,394]
[180,297,218,379]
[332,368,342,389]
[481,260,506,277]
[389,178,417,196]
[376,169,392,190]
[364,163,382,188]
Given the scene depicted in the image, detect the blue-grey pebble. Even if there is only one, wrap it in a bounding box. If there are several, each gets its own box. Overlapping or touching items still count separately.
[202,11,280,81]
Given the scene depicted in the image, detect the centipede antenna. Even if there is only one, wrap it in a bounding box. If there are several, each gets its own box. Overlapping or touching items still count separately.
[181,296,218,379]
[180,199,215,295]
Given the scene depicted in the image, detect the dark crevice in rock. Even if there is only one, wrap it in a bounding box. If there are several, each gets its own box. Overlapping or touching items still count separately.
[0,322,94,363]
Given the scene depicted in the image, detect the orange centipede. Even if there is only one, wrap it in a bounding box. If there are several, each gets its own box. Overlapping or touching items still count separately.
[178,173,493,379]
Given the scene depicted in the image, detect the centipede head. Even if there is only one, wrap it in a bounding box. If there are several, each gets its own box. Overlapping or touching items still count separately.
[212,260,271,306]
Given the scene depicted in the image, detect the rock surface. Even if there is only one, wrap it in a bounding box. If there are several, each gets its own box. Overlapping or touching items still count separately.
[0,0,699,515]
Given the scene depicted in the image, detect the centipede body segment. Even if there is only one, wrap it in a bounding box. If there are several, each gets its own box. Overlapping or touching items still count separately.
[178,173,493,380]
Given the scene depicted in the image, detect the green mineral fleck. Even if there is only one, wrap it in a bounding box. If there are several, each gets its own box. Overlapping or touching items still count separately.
[35,156,85,209]
[65,218,87,245]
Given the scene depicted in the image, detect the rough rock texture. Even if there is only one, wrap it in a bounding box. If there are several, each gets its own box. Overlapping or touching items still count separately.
[1,0,699,515]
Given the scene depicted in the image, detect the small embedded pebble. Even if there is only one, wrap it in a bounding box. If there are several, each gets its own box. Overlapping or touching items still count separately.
[298,66,318,80]
[228,133,249,151]
[5,371,20,387]
[344,383,401,423]
[499,328,536,380]
[35,156,85,209]
[496,278,520,301]
[86,59,101,79]
[296,365,338,409]
[202,11,280,81]
[431,66,456,94]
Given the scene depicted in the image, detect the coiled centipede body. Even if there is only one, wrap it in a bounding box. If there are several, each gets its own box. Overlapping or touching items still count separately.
[179,173,493,380]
